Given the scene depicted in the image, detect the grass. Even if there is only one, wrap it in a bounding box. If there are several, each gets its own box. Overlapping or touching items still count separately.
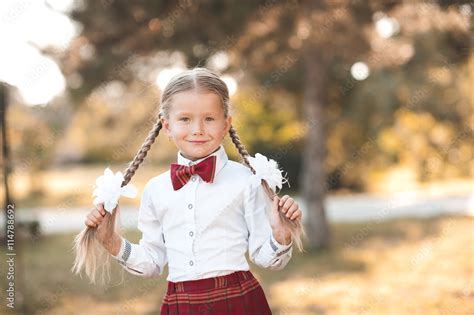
[1,215,473,314]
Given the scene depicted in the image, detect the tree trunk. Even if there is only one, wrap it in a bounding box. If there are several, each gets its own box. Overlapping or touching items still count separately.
[1,84,30,313]
[1,84,12,238]
[300,49,330,249]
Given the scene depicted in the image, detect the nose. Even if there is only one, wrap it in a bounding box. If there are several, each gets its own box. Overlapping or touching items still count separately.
[191,120,204,135]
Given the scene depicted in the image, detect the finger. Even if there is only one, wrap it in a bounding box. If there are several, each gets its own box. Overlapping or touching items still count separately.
[87,214,98,226]
[87,213,100,225]
[85,218,97,227]
[285,204,298,218]
[281,198,294,213]
[92,209,104,221]
[279,195,290,207]
[290,209,301,221]
[97,204,106,217]
[272,196,280,212]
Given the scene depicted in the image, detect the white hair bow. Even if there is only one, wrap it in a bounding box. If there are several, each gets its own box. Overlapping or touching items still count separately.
[247,153,289,192]
[92,168,138,213]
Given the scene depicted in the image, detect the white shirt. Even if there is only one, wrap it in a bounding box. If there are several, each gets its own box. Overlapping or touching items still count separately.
[112,145,293,282]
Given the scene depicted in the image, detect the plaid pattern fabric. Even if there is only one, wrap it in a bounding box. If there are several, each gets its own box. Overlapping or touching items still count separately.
[160,271,272,315]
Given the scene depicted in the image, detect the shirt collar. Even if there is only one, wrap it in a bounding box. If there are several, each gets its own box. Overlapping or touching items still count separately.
[176,145,228,175]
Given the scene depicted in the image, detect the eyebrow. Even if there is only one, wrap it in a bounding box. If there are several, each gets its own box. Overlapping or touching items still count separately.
[175,112,217,116]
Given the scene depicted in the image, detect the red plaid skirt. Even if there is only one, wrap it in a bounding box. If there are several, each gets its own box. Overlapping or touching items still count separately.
[160,270,272,315]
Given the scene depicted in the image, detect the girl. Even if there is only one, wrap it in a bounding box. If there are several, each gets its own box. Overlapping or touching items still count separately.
[73,68,304,314]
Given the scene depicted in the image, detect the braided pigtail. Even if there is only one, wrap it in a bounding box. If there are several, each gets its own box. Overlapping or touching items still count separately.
[229,126,305,251]
[72,118,163,284]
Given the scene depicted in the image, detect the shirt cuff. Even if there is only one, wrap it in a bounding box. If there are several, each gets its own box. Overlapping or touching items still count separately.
[111,237,131,263]
[270,234,293,257]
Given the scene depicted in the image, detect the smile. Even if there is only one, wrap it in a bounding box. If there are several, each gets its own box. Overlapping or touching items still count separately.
[188,141,208,144]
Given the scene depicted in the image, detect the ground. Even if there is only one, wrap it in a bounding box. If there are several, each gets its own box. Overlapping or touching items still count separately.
[0,215,472,314]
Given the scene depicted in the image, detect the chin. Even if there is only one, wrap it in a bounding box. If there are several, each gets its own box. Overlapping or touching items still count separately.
[181,141,217,153]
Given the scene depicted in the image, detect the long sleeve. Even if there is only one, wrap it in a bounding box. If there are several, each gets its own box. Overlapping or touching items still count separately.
[111,183,167,278]
[244,183,293,270]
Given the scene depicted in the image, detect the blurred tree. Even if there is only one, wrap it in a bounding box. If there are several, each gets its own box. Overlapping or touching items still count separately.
[1,84,12,238]
[59,0,472,249]
[0,84,30,314]
[328,1,472,188]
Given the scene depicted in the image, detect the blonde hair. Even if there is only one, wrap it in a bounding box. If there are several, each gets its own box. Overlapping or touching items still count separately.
[72,67,305,284]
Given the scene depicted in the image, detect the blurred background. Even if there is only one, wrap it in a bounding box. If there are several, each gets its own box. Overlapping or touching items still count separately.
[0,0,472,314]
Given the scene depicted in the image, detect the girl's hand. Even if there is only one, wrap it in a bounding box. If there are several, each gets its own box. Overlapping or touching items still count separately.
[85,204,117,250]
[269,195,302,245]
[84,204,106,228]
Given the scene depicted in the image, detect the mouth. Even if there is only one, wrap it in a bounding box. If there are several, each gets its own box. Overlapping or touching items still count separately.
[188,140,208,144]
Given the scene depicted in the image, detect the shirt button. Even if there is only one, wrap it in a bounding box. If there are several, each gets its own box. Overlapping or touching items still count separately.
[188,204,193,209]
[189,260,194,266]
[191,176,197,181]
[189,231,194,237]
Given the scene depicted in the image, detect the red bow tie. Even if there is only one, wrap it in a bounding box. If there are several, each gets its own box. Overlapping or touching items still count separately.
[170,155,217,190]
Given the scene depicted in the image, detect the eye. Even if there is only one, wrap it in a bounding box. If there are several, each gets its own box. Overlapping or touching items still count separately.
[179,117,190,122]
[205,117,215,121]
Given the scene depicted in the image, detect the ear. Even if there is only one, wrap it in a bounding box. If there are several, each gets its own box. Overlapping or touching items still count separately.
[224,115,232,133]
[160,116,171,136]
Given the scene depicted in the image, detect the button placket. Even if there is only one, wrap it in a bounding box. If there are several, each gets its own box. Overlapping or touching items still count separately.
[184,169,199,272]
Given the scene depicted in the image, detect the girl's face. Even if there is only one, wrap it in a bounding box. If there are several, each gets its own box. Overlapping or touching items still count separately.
[161,90,232,161]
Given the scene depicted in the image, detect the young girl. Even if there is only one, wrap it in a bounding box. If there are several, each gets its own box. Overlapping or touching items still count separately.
[73,68,304,314]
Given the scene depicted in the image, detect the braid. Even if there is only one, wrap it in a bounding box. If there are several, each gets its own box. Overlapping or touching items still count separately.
[122,119,162,186]
[229,124,305,252]
[72,117,163,284]
[229,126,255,174]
